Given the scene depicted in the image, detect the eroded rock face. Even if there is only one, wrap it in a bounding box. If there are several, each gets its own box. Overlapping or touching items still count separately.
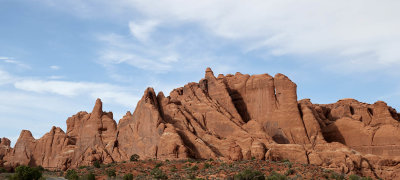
[116,88,188,160]
[1,68,400,179]
[1,99,121,170]
[301,98,400,157]
[0,138,11,167]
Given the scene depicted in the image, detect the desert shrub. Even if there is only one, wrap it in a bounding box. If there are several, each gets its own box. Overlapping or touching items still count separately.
[234,169,265,180]
[10,165,43,180]
[82,172,95,180]
[189,165,199,171]
[155,162,163,168]
[123,173,134,180]
[361,177,373,180]
[65,169,79,180]
[186,173,196,179]
[106,169,116,177]
[282,159,289,163]
[151,168,168,179]
[130,154,140,162]
[266,171,287,180]
[170,165,177,172]
[0,167,6,173]
[93,160,101,168]
[283,161,292,168]
[349,174,372,180]
[330,172,345,180]
[204,162,212,169]
[284,168,295,176]
[349,174,361,180]
[78,166,87,169]
[105,163,114,168]
[322,173,330,179]
[36,166,45,172]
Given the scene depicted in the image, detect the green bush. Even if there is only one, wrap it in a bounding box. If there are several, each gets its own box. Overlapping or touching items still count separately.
[186,173,196,179]
[65,169,79,180]
[155,162,163,168]
[284,168,294,176]
[330,172,345,180]
[266,171,287,180]
[350,174,372,180]
[361,177,373,180]
[36,166,45,172]
[349,174,361,180]
[106,169,116,177]
[204,163,212,169]
[123,173,134,180]
[189,165,199,171]
[0,167,6,173]
[11,165,43,180]
[82,172,95,180]
[130,154,140,162]
[93,160,101,168]
[170,165,177,172]
[234,169,265,180]
[283,161,292,168]
[151,168,168,179]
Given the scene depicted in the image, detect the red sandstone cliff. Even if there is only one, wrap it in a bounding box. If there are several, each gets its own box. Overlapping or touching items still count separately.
[1,68,400,179]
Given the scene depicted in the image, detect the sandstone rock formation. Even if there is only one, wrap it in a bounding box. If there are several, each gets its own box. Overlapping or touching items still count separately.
[0,137,11,167]
[1,68,400,179]
[2,99,121,170]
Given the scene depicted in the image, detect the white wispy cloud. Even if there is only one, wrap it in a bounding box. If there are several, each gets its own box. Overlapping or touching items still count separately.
[96,32,182,74]
[127,0,400,66]
[0,69,15,85]
[14,79,139,107]
[46,0,400,72]
[48,75,65,80]
[99,50,173,72]
[129,20,159,42]
[50,65,60,70]
[0,57,12,60]
[0,57,31,69]
[0,67,140,109]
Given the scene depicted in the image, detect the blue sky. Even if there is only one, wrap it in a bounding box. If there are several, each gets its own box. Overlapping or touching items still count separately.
[1,0,400,145]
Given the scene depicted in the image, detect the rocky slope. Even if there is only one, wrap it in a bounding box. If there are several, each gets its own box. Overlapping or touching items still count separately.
[1,68,400,179]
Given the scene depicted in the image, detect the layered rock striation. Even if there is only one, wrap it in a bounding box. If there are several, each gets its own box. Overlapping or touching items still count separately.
[1,68,400,178]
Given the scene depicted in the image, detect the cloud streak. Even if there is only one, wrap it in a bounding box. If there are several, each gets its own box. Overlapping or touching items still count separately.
[0,67,140,109]
[0,69,15,85]
[48,0,400,73]
[50,65,60,70]
[0,57,31,69]
[14,79,139,107]
[129,20,159,42]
